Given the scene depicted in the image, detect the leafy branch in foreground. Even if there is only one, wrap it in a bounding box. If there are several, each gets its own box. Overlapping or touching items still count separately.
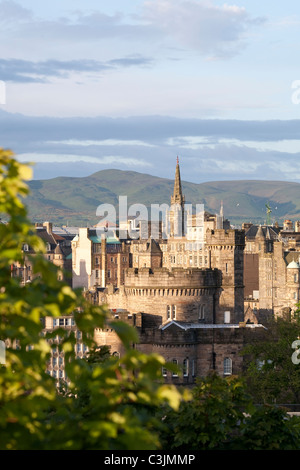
[0,149,184,450]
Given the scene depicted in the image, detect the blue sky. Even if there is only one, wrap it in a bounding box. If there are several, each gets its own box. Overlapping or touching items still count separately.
[0,0,300,184]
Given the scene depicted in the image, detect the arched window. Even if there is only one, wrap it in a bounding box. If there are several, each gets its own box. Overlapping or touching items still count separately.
[223,357,232,375]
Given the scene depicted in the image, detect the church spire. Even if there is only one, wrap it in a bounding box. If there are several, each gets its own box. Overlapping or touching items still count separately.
[171,156,185,206]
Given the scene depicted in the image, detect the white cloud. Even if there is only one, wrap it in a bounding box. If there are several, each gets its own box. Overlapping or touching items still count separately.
[166,136,300,153]
[141,0,265,58]
[17,153,153,167]
[0,0,264,61]
[47,139,156,147]
[0,0,31,23]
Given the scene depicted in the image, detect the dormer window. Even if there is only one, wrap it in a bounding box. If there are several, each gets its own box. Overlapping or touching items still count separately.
[23,244,29,252]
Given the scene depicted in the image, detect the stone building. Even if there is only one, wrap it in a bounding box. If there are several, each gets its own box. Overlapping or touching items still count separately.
[85,159,264,384]
[71,228,131,290]
[11,221,72,285]
[244,221,300,320]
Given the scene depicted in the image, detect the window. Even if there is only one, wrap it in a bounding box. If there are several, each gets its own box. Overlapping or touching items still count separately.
[172,305,176,319]
[167,305,171,320]
[224,311,230,324]
[223,357,232,375]
[172,359,178,377]
[77,330,82,340]
[162,367,167,377]
[55,317,73,327]
[183,359,189,377]
[23,244,29,252]
[167,305,176,320]
[192,359,195,377]
[198,305,205,321]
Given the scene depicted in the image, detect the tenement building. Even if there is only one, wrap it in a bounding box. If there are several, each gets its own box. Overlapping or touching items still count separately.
[70,159,264,384]
[11,221,72,286]
[244,221,300,321]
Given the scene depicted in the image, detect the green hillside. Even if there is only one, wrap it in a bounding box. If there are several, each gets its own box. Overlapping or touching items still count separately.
[26,170,300,227]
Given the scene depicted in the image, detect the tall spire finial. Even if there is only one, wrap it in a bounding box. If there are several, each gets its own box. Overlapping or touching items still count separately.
[171,155,184,206]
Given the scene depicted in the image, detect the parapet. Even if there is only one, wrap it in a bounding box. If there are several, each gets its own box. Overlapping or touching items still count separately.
[206,228,245,246]
[124,267,219,288]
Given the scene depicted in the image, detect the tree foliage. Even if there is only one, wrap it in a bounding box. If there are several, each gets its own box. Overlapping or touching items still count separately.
[2,148,300,451]
[158,373,300,450]
[0,149,183,450]
[241,313,300,404]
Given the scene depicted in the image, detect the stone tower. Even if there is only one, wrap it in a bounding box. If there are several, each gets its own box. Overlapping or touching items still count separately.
[205,228,245,324]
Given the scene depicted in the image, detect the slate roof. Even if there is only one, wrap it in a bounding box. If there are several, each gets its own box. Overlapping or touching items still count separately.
[245,225,280,240]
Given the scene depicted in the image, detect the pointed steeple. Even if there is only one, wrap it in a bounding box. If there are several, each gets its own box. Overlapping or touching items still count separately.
[171,156,185,206]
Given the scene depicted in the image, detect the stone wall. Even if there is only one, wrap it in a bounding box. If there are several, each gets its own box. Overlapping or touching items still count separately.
[104,267,219,324]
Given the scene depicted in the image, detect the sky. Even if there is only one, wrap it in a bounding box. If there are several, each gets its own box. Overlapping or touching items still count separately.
[0,0,300,184]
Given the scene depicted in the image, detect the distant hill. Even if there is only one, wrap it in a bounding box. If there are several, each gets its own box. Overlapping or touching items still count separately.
[25,169,300,227]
